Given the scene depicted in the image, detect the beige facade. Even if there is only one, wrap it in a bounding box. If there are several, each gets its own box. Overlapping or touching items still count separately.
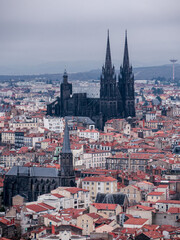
[43,216,62,227]
[11,122,38,130]
[82,177,117,202]
[89,203,122,218]
[12,194,25,206]
[1,152,16,168]
[100,133,114,142]
[1,131,15,144]
[120,185,142,205]
[82,150,111,169]
[155,185,169,200]
[145,120,159,129]
[136,181,154,193]
[77,213,100,236]
[41,140,51,149]
[147,192,165,202]
[126,205,154,224]
[31,228,47,240]
[95,224,113,233]
[51,187,90,209]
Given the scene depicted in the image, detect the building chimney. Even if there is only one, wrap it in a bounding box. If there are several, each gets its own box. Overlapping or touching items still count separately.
[52,225,55,234]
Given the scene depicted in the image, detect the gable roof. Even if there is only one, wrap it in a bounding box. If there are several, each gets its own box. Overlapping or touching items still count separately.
[26,204,47,213]
[26,203,55,213]
[95,193,127,206]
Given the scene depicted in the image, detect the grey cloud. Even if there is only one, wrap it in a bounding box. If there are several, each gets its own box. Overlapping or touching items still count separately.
[0,0,180,74]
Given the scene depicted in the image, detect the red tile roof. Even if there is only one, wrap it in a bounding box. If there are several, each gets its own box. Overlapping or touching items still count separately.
[157,184,169,188]
[52,193,64,198]
[143,224,159,231]
[60,208,86,219]
[43,214,61,223]
[86,213,101,219]
[17,147,29,154]
[130,205,155,211]
[0,217,11,226]
[31,227,47,234]
[157,200,180,204]
[83,176,117,182]
[148,192,164,196]
[167,207,180,213]
[95,218,112,225]
[91,203,117,210]
[124,217,148,225]
[38,203,55,210]
[143,231,163,239]
[64,187,88,194]
[26,204,47,213]
[0,238,11,240]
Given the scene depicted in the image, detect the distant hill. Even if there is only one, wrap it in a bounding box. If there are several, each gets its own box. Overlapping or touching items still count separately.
[133,64,180,80]
[0,64,179,82]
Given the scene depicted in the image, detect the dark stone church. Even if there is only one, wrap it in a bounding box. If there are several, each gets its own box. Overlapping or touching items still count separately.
[3,122,75,206]
[47,31,135,129]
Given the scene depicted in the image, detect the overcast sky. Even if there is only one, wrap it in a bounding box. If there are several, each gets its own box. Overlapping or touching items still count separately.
[0,0,180,74]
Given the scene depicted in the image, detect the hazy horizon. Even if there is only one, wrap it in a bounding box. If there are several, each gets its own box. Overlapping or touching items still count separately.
[1,0,179,75]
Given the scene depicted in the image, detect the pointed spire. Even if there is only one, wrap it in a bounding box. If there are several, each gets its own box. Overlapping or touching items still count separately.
[123,30,129,69]
[63,69,68,83]
[62,120,71,153]
[105,29,112,71]
[63,69,67,77]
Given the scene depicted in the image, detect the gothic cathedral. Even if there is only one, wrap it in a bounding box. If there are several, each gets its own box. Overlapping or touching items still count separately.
[47,31,135,129]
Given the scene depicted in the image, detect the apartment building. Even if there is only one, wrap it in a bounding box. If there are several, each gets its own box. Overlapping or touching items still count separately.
[82,176,117,202]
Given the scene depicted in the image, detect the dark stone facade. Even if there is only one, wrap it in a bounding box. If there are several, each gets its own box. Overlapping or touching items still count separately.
[4,167,60,206]
[47,31,135,129]
[4,122,75,206]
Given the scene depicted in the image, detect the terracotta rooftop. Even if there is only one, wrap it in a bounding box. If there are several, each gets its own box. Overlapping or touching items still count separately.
[143,231,163,239]
[91,203,118,210]
[129,205,155,211]
[157,200,180,204]
[83,176,117,182]
[167,207,180,214]
[124,217,148,225]
[51,193,64,198]
[86,213,101,219]
[148,192,164,196]
[64,187,89,194]
[26,202,55,212]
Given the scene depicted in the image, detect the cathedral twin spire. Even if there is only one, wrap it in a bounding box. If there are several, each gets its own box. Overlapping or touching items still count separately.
[123,30,130,70]
[104,30,130,74]
[105,30,112,72]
